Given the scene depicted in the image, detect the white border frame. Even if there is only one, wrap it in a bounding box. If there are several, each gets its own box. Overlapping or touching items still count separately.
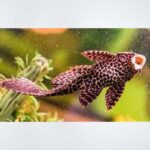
[0,0,150,150]
[0,0,150,28]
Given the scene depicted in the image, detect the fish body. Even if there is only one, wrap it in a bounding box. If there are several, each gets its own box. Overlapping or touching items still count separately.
[1,50,146,109]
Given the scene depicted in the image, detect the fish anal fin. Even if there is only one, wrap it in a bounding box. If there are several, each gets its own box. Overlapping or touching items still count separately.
[79,80,102,106]
[105,83,125,110]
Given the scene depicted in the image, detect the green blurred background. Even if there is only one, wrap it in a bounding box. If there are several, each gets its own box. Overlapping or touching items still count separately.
[0,28,150,122]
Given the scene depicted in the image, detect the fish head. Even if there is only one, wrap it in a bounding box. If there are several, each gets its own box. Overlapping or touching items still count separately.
[117,52,146,73]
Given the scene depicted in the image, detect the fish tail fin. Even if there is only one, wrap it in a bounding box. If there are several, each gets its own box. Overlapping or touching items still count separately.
[0,65,91,97]
[0,77,46,96]
[0,77,75,97]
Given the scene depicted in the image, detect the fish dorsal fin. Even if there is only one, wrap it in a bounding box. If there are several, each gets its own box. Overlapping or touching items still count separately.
[81,50,115,62]
[51,65,91,87]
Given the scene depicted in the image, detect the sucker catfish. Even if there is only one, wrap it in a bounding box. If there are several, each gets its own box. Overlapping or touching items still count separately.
[0,50,146,109]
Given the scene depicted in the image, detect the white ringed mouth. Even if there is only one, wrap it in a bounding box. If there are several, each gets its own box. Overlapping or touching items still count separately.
[131,54,146,70]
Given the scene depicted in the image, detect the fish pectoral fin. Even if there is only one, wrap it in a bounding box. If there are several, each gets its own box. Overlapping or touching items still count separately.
[105,83,125,110]
[81,50,115,62]
[79,84,102,106]
[1,77,45,96]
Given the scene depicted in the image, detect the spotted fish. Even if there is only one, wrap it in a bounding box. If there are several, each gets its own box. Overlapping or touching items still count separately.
[0,50,146,109]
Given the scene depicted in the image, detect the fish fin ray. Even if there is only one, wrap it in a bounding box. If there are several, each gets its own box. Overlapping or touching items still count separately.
[105,83,125,109]
[52,65,91,87]
[1,77,45,96]
[81,50,115,62]
[79,81,102,106]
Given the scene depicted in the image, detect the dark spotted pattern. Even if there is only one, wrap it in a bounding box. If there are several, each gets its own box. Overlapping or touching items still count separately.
[0,50,142,109]
[51,65,91,87]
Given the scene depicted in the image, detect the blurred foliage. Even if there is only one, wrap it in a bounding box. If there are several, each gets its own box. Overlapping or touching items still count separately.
[0,53,62,122]
[0,28,150,121]
[15,96,62,122]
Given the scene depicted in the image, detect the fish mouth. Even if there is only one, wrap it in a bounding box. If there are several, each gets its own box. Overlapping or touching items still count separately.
[131,53,146,71]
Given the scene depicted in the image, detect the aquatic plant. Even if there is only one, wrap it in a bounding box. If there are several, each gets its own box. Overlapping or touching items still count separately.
[0,53,61,122]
